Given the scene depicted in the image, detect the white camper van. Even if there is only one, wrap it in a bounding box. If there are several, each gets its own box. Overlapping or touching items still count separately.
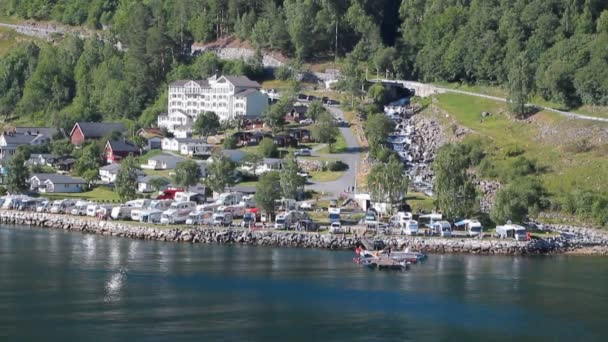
[401,220,419,236]
[161,201,196,224]
[186,211,214,225]
[431,221,452,237]
[71,201,92,216]
[111,205,133,220]
[50,199,76,214]
[131,200,173,221]
[212,212,233,226]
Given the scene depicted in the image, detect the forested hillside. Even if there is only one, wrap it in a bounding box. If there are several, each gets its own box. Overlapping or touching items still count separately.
[1,0,607,128]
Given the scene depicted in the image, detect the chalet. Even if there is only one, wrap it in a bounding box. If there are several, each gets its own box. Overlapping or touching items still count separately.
[273,134,298,148]
[104,140,141,164]
[161,137,207,153]
[141,154,185,170]
[30,174,87,193]
[242,158,284,175]
[137,128,164,150]
[70,122,126,145]
[242,118,265,130]
[288,128,313,143]
[137,176,171,193]
[232,131,271,146]
[284,105,308,123]
[53,157,76,172]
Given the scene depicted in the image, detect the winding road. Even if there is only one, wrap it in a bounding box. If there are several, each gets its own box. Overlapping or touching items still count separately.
[305,106,362,196]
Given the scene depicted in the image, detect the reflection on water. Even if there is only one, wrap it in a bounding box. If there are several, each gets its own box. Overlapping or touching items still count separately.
[1,225,607,341]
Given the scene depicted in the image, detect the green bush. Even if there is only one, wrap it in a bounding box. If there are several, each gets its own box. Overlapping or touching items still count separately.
[223,135,238,149]
[275,66,292,81]
[259,138,278,158]
[327,160,349,172]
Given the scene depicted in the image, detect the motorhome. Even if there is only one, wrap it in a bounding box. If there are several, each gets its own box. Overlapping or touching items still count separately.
[431,221,452,237]
[329,221,349,234]
[139,209,163,224]
[200,192,243,210]
[94,205,114,219]
[389,212,413,228]
[186,211,214,225]
[86,204,99,217]
[455,219,484,237]
[217,205,246,218]
[174,192,205,204]
[160,201,196,224]
[328,207,341,224]
[401,220,419,236]
[126,199,151,210]
[496,224,528,241]
[71,201,92,216]
[111,205,133,220]
[212,212,233,227]
[275,211,305,230]
[241,212,256,228]
[3,196,28,210]
[131,200,173,221]
[18,198,42,211]
[50,199,76,214]
[239,195,255,208]
[276,198,298,211]
[36,200,51,213]
[364,211,378,228]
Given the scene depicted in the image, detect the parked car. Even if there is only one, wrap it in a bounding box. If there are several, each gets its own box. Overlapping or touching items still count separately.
[294,149,312,157]
[300,118,314,125]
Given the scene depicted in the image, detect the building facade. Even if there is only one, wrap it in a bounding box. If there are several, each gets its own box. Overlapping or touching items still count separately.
[157,75,268,133]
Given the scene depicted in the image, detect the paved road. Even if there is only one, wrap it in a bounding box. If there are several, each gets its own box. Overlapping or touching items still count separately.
[369,78,608,123]
[305,106,362,196]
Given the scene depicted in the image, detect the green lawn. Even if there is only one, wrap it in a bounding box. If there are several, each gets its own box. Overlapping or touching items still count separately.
[406,192,436,213]
[143,169,172,178]
[432,93,608,200]
[137,149,163,163]
[309,171,344,182]
[40,186,121,203]
[237,180,259,187]
[317,130,347,154]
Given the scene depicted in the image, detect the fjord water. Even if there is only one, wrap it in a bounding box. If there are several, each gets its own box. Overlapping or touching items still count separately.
[1,225,607,341]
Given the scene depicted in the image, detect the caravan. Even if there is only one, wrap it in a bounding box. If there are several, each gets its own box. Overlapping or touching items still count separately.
[455,219,484,237]
[389,212,413,228]
[111,205,132,220]
[431,221,452,237]
[496,224,528,241]
[275,211,306,230]
[174,192,206,204]
[186,211,214,225]
[139,209,163,224]
[212,212,233,226]
[401,220,419,236]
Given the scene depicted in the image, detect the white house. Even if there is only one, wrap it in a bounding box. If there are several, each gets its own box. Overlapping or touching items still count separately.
[99,163,144,183]
[26,153,59,167]
[30,174,86,193]
[157,75,269,133]
[141,154,185,170]
[137,176,171,193]
[0,130,54,165]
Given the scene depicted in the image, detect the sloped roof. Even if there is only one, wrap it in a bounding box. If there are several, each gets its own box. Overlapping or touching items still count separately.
[235,88,259,97]
[169,80,209,88]
[14,127,59,137]
[2,133,39,145]
[223,76,261,88]
[32,173,86,184]
[149,154,185,164]
[72,122,126,138]
[107,140,140,153]
[100,163,121,173]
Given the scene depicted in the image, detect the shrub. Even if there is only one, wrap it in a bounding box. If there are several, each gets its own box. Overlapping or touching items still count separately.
[259,138,278,158]
[327,160,348,171]
[223,135,238,149]
[504,145,524,157]
[275,66,292,81]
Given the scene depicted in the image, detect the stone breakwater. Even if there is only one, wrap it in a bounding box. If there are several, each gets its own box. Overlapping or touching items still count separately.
[1,211,607,255]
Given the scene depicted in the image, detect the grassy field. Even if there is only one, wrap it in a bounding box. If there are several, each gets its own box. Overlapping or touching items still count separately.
[309,171,344,182]
[406,192,436,213]
[432,93,608,199]
[0,27,22,55]
[40,186,121,202]
[436,82,608,119]
[143,169,172,178]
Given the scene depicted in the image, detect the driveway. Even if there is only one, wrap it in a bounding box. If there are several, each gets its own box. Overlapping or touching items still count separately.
[305,106,362,196]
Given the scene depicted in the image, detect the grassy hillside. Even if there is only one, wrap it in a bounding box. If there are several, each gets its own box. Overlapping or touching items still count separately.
[429,93,608,201]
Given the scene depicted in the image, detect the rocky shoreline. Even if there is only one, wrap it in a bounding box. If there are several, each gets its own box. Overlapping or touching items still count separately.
[1,211,607,256]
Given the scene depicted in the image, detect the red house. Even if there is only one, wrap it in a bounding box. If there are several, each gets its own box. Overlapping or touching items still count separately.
[70,122,126,145]
[104,140,141,164]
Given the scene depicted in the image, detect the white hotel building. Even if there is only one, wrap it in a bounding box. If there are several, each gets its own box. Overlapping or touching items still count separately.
[158,75,268,134]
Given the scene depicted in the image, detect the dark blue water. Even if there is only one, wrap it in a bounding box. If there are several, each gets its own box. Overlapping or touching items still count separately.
[1,225,607,341]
